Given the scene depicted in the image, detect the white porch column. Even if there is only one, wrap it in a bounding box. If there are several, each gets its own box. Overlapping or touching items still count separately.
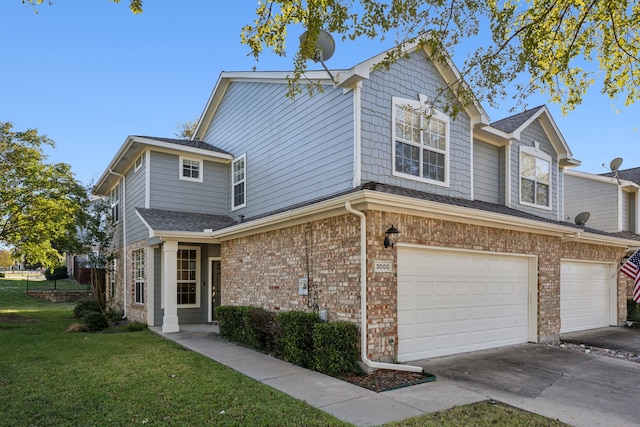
[162,240,179,333]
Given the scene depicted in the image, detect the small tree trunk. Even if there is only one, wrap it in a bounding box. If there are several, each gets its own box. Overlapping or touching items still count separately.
[91,267,106,314]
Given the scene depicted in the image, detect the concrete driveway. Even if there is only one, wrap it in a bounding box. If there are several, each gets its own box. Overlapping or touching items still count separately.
[411,327,640,427]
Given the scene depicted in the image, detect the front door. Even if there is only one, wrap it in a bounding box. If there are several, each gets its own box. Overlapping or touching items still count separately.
[211,260,221,321]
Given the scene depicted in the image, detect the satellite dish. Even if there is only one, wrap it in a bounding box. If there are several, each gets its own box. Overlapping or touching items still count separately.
[574,211,590,226]
[299,30,335,62]
[610,157,623,172]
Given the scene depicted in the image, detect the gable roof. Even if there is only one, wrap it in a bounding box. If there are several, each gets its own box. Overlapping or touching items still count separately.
[476,105,580,167]
[490,105,545,133]
[93,135,233,196]
[193,39,491,141]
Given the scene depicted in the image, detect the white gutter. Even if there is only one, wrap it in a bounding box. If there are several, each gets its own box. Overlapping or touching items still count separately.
[344,201,423,373]
[109,168,127,319]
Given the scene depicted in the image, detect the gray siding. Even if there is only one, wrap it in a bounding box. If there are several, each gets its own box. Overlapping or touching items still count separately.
[202,81,355,220]
[148,151,228,215]
[125,157,148,244]
[622,190,636,232]
[473,139,504,204]
[564,174,618,232]
[508,120,559,220]
[360,50,472,199]
[630,193,637,233]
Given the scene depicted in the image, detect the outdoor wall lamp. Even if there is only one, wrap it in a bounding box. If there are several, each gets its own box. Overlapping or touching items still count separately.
[384,225,399,248]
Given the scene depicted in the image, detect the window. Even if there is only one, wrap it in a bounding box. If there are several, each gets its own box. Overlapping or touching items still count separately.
[109,259,117,299]
[110,183,120,224]
[520,146,551,208]
[177,247,200,306]
[134,154,143,172]
[232,154,246,210]
[392,97,449,184]
[179,156,203,182]
[133,250,144,304]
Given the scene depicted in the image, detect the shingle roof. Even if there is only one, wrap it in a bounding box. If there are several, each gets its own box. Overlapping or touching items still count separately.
[136,208,236,232]
[134,136,232,156]
[602,166,640,184]
[490,105,545,133]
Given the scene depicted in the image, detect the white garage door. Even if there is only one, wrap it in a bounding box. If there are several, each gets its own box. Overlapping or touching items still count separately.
[560,261,614,333]
[397,247,531,361]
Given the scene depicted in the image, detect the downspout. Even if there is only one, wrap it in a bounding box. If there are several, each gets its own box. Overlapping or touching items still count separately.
[345,201,423,373]
[110,169,127,319]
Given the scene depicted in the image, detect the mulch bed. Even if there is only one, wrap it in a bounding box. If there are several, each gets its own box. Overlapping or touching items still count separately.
[341,369,435,392]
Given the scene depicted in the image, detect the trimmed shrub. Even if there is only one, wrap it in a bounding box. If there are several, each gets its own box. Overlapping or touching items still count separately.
[45,266,68,281]
[0,272,4,278]
[314,321,359,377]
[277,311,321,369]
[244,307,279,353]
[73,300,102,319]
[83,311,109,332]
[106,307,124,322]
[216,306,249,344]
[628,299,640,322]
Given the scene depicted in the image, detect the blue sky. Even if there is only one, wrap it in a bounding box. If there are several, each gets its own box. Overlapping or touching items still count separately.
[2,1,639,186]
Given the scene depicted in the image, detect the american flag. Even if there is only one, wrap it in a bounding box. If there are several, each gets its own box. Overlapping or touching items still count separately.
[620,249,640,303]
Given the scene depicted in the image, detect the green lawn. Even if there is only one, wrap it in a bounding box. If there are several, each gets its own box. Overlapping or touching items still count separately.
[0,278,567,426]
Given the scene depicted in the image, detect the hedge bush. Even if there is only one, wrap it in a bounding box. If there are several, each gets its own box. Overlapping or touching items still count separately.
[244,307,279,353]
[313,321,359,376]
[83,311,109,332]
[216,306,250,344]
[628,299,640,322]
[277,311,322,369]
[73,300,102,319]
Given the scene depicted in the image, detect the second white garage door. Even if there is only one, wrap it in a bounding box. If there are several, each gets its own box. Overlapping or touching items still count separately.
[397,247,532,361]
[560,260,615,333]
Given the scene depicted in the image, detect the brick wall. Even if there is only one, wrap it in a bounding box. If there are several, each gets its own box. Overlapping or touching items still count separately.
[222,216,362,323]
[222,209,627,362]
[125,240,147,323]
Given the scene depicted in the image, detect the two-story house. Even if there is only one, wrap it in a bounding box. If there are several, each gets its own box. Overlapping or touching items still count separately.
[565,169,639,234]
[93,41,637,364]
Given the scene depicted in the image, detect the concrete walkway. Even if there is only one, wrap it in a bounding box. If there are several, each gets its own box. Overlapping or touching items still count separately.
[150,324,487,426]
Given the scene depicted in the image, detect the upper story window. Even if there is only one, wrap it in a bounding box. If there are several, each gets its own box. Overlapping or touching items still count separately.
[179,156,203,182]
[110,183,120,224]
[134,154,143,172]
[392,97,449,185]
[519,145,551,209]
[232,154,246,210]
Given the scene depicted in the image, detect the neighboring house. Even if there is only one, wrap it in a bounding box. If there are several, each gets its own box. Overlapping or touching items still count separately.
[93,41,638,364]
[564,169,639,234]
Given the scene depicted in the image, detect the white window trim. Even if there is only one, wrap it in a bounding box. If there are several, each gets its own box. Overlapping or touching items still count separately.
[391,96,450,187]
[231,153,247,211]
[134,154,143,172]
[519,145,552,210]
[133,249,144,305]
[179,156,203,183]
[110,184,120,224]
[177,245,201,308]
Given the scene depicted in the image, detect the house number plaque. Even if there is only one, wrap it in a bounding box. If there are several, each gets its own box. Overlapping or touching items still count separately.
[374,260,393,273]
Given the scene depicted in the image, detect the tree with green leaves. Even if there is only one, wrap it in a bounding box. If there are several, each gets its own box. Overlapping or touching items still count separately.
[240,0,640,114]
[22,0,142,14]
[174,119,198,140]
[0,122,86,268]
[0,249,14,269]
[72,195,118,314]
